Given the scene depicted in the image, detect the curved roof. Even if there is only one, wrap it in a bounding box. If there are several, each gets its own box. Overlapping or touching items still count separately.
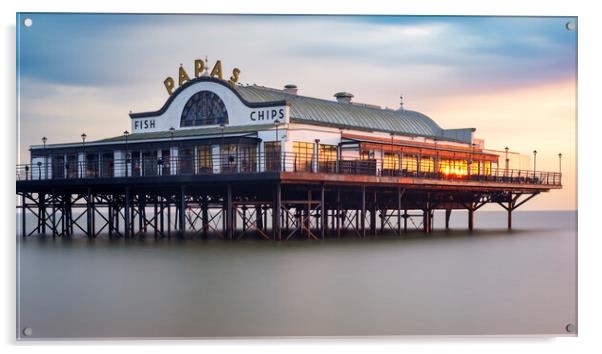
[236,85,450,138]
[130,77,473,143]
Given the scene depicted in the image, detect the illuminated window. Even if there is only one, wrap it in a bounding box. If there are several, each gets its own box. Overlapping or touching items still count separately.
[483,161,491,175]
[318,144,337,172]
[293,141,314,172]
[438,159,469,176]
[180,91,228,127]
[470,160,479,175]
[420,156,434,173]
[383,153,400,170]
[197,145,213,173]
[403,155,418,172]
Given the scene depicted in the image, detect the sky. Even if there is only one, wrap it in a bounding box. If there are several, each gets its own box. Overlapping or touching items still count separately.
[16,14,577,210]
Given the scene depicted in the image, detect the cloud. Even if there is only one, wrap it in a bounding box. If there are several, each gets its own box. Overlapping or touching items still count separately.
[18,15,576,92]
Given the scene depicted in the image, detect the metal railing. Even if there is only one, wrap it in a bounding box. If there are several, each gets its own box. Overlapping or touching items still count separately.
[16,152,562,186]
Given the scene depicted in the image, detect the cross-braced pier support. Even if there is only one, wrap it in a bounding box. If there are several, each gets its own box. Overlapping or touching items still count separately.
[17,182,544,239]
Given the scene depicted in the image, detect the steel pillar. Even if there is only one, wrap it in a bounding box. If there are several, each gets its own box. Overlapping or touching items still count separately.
[361,185,366,238]
[225,184,233,240]
[468,205,474,231]
[21,193,26,237]
[179,185,186,235]
[273,183,281,240]
[445,209,452,230]
[124,187,130,238]
[320,183,325,240]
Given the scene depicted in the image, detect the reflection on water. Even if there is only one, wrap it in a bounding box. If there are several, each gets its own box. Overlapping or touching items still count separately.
[17,211,576,338]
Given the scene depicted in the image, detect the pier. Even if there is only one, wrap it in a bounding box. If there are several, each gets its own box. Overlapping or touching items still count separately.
[16,153,560,239]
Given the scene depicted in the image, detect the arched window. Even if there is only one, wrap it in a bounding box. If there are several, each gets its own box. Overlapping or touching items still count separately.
[180,91,229,127]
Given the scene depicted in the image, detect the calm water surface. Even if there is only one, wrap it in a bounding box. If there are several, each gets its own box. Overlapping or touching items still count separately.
[17,210,577,338]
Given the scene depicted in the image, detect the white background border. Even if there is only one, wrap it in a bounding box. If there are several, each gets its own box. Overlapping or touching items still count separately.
[2,0,599,352]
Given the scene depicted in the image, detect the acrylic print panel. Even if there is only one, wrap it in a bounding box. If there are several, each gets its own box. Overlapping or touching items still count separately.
[16,13,577,339]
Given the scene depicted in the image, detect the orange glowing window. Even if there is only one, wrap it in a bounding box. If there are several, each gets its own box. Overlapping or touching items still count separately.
[402,155,418,172]
[438,159,469,176]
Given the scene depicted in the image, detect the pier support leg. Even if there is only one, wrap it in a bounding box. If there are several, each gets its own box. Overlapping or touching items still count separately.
[256,205,263,231]
[40,193,46,234]
[160,198,165,236]
[468,205,474,231]
[320,183,325,240]
[336,188,341,238]
[139,195,144,233]
[154,199,158,238]
[202,197,208,238]
[66,194,73,236]
[370,190,377,236]
[86,188,92,237]
[180,186,186,236]
[115,203,120,236]
[225,184,232,240]
[108,200,113,237]
[445,209,452,230]
[397,187,402,236]
[361,186,366,238]
[124,187,130,239]
[51,190,57,237]
[167,199,171,238]
[273,183,281,241]
[21,194,26,237]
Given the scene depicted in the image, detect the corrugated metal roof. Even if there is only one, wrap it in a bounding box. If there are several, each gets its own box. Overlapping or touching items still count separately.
[235,85,471,142]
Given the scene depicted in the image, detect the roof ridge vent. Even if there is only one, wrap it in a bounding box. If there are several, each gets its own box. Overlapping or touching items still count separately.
[334,91,354,104]
[283,84,298,95]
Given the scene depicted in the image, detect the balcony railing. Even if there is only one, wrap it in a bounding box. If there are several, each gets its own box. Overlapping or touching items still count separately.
[16,152,562,186]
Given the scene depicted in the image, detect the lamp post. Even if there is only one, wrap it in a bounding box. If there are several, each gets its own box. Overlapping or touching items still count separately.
[533,150,537,175]
[469,143,475,177]
[123,130,130,177]
[42,136,47,178]
[274,119,280,171]
[81,133,87,177]
[504,146,509,172]
[274,119,280,141]
[315,138,320,173]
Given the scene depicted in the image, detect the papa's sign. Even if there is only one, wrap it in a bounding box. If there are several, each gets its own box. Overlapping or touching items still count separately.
[164,58,240,96]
